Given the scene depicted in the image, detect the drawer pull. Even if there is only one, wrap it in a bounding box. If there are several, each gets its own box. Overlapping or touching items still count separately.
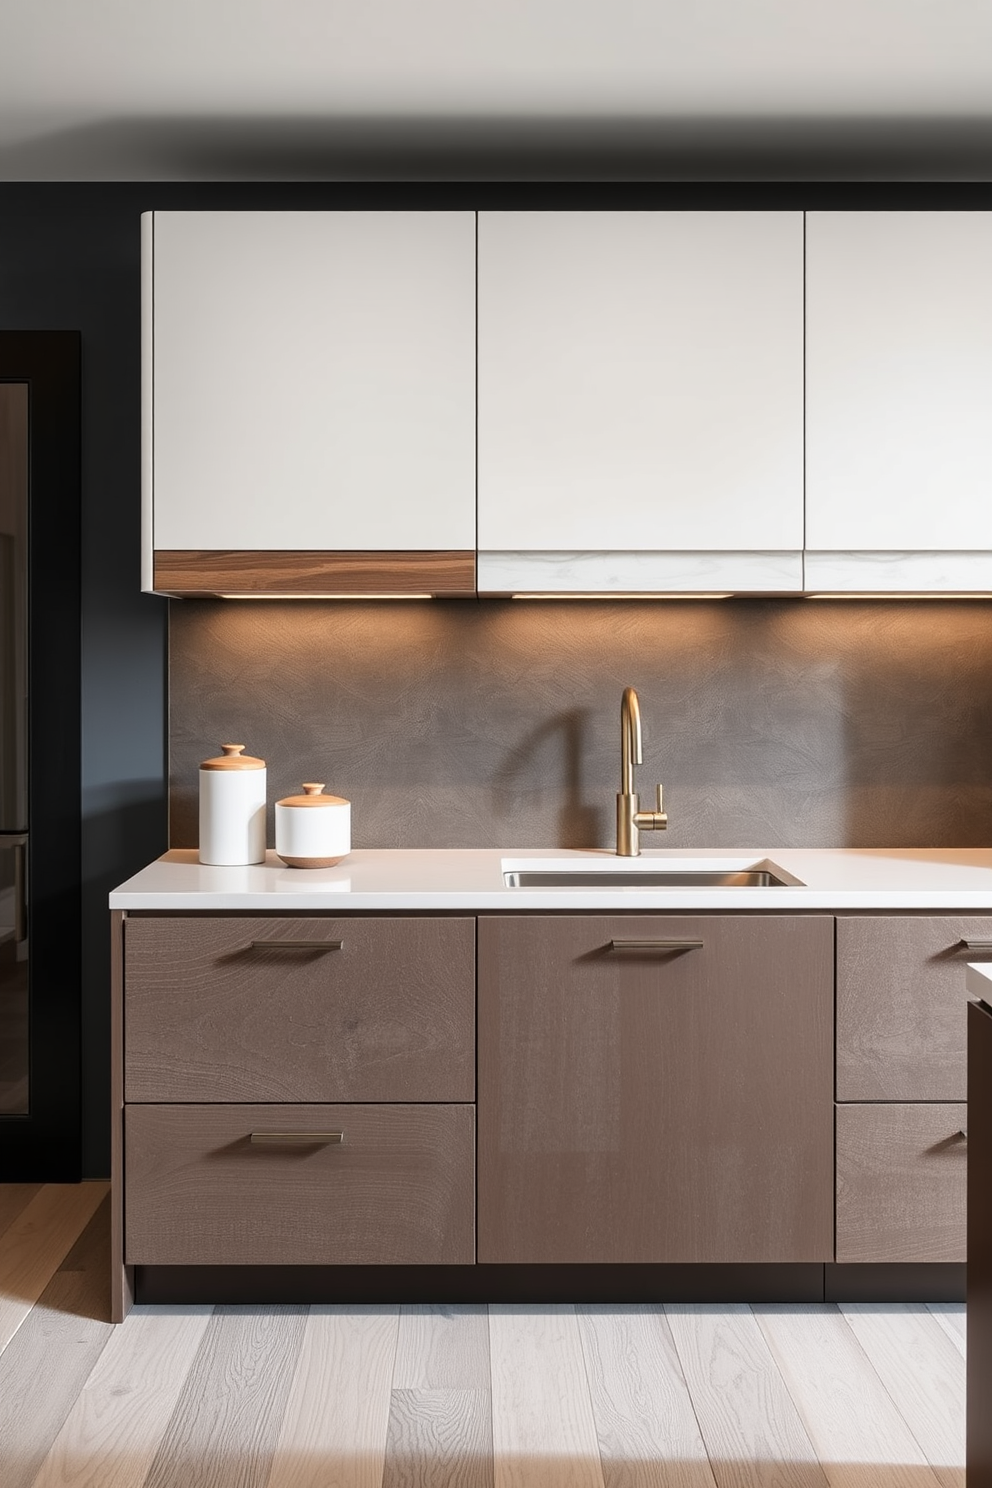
[250,1131,344,1146]
[958,1129,968,1140]
[249,939,343,951]
[608,939,704,952]
[960,940,992,952]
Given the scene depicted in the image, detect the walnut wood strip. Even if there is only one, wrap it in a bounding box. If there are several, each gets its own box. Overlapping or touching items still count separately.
[839,1304,965,1488]
[754,1304,942,1488]
[153,549,477,597]
[665,1304,828,1488]
[142,1306,307,1488]
[110,909,132,1323]
[576,1305,717,1488]
[0,1183,108,1355]
[29,1306,213,1488]
[266,1305,399,1488]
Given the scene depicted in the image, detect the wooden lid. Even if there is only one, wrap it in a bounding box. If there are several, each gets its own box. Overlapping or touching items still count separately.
[200,743,266,771]
[277,782,349,808]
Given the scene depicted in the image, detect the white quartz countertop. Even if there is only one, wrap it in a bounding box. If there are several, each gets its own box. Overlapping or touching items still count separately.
[109,846,992,912]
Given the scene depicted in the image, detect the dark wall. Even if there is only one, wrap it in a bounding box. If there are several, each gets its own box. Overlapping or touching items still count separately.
[2,181,992,1177]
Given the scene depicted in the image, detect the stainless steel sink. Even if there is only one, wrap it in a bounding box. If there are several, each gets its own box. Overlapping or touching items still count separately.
[503,868,794,888]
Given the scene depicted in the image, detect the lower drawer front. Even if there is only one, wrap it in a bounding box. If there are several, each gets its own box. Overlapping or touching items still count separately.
[125,1104,475,1266]
[836,1103,967,1264]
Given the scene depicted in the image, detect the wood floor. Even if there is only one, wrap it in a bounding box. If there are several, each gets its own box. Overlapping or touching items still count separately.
[0,1184,966,1488]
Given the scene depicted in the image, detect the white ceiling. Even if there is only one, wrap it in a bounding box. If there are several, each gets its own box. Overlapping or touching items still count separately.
[2,0,992,179]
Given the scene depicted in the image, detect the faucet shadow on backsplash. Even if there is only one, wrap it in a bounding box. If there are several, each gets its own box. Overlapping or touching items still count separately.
[493,707,604,850]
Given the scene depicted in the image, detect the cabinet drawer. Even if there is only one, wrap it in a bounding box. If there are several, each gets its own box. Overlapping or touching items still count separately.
[124,916,475,1102]
[835,1103,967,1264]
[125,1103,475,1266]
[836,916,992,1101]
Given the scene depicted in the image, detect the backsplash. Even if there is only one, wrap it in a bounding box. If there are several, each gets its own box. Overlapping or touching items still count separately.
[169,599,992,851]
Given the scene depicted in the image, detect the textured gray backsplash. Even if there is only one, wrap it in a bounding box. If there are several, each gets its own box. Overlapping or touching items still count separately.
[169,598,992,851]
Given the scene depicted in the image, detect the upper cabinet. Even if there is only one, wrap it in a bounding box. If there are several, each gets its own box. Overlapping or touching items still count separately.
[144,208,992,600]
[806,211,992,592]
[477,211,805,595]
[142,211,477,596]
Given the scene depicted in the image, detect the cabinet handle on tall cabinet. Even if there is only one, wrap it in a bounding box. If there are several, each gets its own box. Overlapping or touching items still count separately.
[960,940,992,952]
[608,939,704,952]
[250,1132,344,1146]
[249,939,343,951]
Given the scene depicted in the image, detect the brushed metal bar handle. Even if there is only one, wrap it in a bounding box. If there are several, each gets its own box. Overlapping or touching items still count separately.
[250,939,343,951]
[958,1129,968,1140]
[609,939,704,952]
[960,940,992,952]
[250,1132,344,1146]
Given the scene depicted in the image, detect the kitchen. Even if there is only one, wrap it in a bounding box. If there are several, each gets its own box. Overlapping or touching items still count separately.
[4,2,992,1482]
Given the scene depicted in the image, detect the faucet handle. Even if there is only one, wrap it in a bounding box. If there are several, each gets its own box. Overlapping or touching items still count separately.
[648,784,668,831]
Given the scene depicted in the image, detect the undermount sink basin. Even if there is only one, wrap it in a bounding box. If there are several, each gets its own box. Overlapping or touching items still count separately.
[501,858,803,889]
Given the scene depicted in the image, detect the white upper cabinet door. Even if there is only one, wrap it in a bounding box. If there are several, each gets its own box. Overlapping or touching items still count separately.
[807,212,992,588]
[477,211,804,592]
[146,211,476,557]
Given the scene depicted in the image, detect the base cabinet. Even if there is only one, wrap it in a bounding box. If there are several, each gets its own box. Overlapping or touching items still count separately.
[836,1103,967,1263]
[477,914,834,1264]
[125,1102,475,1266]
[112,905,968,1315]
[835,914,985,1263]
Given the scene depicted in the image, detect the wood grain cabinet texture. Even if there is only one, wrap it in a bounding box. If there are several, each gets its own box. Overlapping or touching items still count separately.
[834,914,988,1263]
[125,1102,475,1267]
[124,915,476,1103]
[476,913,835,1265]
[116,914,477,1305]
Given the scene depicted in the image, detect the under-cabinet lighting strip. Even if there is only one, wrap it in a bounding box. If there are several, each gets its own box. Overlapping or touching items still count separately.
[216,592,435,600]
[510,591,734,600]
[210,589,992,602]
[805,592,992,600]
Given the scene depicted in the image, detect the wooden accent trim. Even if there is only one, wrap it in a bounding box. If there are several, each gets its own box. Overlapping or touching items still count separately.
[152,550,477,597]
[110,910,133,1322]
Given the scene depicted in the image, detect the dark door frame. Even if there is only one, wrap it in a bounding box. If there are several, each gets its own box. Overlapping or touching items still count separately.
[1,330,82,1179]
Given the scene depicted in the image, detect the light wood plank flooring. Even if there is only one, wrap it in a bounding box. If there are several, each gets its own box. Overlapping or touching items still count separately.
[0,1185,965,1488]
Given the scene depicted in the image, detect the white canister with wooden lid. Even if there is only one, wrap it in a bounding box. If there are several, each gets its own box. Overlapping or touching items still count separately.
[198,743,267,865]
[275,784,350,867]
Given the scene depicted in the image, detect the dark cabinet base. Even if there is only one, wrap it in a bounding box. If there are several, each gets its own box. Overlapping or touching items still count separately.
[135,1261,964,1307]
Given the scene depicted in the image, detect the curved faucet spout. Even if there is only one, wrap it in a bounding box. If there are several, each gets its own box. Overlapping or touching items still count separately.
[616,686,667,856]
[620,686,643,796]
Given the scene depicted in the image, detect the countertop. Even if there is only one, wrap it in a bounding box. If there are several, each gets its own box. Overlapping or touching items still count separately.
[109,846,992,912]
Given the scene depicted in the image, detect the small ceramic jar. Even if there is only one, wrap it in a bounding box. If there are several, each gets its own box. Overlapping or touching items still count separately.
[198,743,267,865]
[275,783,351,868]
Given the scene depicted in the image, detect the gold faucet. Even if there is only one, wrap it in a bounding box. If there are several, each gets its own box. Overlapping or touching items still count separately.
[617,686,668,856]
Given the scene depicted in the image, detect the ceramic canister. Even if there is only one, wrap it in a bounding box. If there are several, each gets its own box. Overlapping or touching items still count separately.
[275,784,351,868]
[198,743,267,865]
